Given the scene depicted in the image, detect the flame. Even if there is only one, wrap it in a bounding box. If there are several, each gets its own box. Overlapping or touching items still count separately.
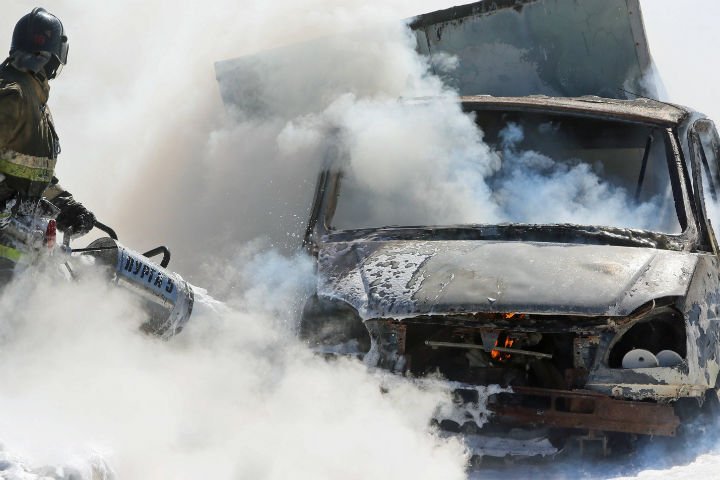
[490,335,514,362]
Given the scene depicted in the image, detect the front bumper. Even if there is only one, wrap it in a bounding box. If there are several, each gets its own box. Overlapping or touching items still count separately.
[486,386,680,437]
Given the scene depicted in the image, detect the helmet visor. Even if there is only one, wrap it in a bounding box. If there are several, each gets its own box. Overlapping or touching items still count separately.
[58,36,68,64]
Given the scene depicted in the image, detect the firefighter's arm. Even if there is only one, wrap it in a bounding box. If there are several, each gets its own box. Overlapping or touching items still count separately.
[0,87,22,148]
[46,177,96,235]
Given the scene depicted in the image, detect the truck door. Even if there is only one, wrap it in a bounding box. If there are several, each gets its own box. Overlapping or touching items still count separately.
[689,119,720,253]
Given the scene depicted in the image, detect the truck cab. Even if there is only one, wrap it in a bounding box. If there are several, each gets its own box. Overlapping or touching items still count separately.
[300,94,720,456]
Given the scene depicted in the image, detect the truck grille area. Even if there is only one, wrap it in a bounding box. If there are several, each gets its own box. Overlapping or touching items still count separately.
[364,317,681,440]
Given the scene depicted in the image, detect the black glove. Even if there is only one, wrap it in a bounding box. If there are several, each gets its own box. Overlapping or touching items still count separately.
[52,191,96,236]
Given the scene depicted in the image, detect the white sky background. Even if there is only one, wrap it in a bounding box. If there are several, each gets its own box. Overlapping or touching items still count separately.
[641,1,720,119]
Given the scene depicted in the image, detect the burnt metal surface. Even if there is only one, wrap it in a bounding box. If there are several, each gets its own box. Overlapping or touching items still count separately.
[678,255,720,389]
[317,239,698,319]
[216,0,659,117]
[411,0,654,99]
[383,312,623,333]
[425,340,554,359]
[320,224,687,250]
[460,96,689,127]
[409,0,540,29]
[490,387,680,436]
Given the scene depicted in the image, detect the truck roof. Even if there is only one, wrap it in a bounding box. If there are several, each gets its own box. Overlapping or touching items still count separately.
[460,95,690,127]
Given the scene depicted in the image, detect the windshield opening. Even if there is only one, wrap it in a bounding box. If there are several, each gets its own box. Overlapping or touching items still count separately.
[330,110,682,234]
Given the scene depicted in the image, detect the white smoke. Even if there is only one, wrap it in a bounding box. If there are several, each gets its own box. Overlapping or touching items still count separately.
[489,124,663,230]
[316,99,669,232]
[0,255,472,479]
[289,94,504,229]
[1,0,462,280]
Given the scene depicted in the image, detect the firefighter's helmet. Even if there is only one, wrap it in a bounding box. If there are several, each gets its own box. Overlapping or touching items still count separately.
[10,8,68,79]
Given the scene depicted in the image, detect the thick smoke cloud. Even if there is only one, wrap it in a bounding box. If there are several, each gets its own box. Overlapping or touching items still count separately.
[313,100,670,233]
[0,256,471,479]
[3,1,459,283]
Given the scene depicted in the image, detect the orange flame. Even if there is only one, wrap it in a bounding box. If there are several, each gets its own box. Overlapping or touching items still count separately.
[490,335,515,362]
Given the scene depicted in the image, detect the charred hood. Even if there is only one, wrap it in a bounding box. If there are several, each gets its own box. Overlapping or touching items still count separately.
[317,239,697,319]
[216,0,657,119]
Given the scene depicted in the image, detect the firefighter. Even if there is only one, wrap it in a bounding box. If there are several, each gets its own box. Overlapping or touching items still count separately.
[0,8,95,242]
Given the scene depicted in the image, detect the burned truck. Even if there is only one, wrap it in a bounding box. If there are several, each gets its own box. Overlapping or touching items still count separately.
[214,0,720,458]
[298,0,720,457]
[300,94,720,455]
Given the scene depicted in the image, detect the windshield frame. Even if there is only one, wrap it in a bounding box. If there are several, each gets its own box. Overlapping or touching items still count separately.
[303,104,699,253]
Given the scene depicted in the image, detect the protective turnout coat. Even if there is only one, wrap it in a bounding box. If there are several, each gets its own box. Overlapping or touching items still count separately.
[0,61,79,272]
[0,62,59,202]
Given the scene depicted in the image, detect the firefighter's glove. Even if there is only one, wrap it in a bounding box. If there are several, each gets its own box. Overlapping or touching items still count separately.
[53,192,96,236]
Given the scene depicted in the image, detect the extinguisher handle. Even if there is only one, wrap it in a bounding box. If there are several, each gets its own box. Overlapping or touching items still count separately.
[94,220,118,240]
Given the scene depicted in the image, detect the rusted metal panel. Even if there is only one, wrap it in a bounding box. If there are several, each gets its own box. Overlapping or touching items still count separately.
[490,387,680,436]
